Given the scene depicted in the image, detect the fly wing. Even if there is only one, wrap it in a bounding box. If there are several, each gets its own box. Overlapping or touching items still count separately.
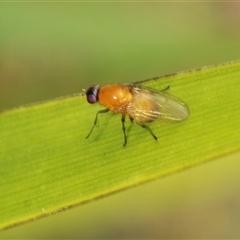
[127,85,189,122]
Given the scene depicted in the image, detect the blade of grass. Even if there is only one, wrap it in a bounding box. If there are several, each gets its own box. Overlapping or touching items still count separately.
[0,61,240,230]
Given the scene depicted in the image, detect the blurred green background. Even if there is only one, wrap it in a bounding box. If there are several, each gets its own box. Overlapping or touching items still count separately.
[1,2,240,238]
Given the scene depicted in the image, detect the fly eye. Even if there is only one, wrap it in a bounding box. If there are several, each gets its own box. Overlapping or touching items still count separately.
[86,85,100,104]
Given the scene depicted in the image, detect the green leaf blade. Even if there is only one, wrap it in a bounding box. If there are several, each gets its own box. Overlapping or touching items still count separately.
[1,61,240,229]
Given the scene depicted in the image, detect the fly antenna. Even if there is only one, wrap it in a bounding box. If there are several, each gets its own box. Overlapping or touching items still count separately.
[81,88,86,96]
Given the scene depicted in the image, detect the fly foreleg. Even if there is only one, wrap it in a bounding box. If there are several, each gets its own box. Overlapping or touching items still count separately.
[86,109,109,139]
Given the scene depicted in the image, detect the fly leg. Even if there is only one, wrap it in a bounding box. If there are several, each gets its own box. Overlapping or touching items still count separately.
[161,85,170,92]
[121,114,128,147]
[86,109,109,139]
[135,121,158,141]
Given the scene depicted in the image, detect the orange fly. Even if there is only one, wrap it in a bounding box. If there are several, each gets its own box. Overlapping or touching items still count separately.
[85,83,189,146]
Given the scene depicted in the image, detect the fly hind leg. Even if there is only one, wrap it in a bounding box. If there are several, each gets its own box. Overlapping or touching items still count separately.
[161,85,170,92]
[135,121,158,141]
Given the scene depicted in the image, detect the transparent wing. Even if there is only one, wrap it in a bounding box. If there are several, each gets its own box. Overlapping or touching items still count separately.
[127,85,189,123]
